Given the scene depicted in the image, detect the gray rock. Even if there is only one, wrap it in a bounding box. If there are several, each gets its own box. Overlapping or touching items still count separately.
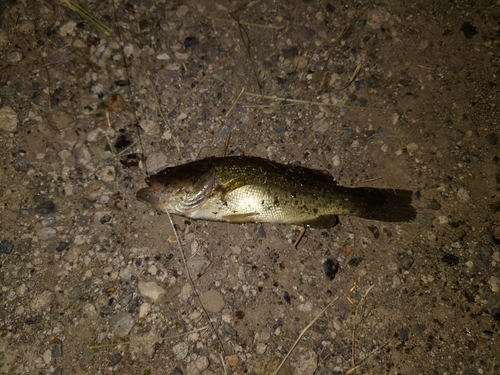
[0,239,13,254]
[187,254,211,278]
[51,340,63,358]
[172,342,189,361]
[79,349,94,367]
[35,201,57,215]
[199,289,225,313]
[37,227,57,241]
[31,290,55,310]
[110,312,135,338]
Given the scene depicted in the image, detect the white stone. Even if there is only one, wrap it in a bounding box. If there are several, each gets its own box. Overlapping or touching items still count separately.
[156,53,170,60]
[488,276,500,293]
[172,342,188,361]
[138,302,151,318]
[457,187,470,203]
[138,280,166,302]
[0,106,18,132]
[59,20,77,36]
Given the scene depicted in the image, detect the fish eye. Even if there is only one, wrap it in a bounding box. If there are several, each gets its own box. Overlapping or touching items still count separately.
[161,169,170,176]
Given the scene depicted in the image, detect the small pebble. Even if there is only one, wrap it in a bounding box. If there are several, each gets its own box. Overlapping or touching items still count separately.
[109,353,122,366]
[137,280,166,302]
[37,227,57,241]
[79,349,94,367]
[298,301,313,312]
[51,340,63,358]
[398,253,414,270]
[0,106,19,132]
[227,355,239,366]
[6,51,23,64]
[441,253,459,266]
[50,110,74,130]
[42,349,52,364]
[138,302,151,318]
[457,187,470,203]
[194,355,209,371]
[35,201,57,215]
[96,166,116,182]
[109,312,135,338]
[255,342,267,355]
[187,254,211,278]
[215,269,228,280]
[488,276,500,293]
[59,20,77,36]
[293,350,318,374]
[0,239,14,254]
[156,53,170,60]
[172,342,189,361]
[199,289,225,313]
[406,143,418,155]
[31,291,55,310]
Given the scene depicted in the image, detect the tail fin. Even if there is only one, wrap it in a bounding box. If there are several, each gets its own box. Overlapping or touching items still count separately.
[340,187,417,222]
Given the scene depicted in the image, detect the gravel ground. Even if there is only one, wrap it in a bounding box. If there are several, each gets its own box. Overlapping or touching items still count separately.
[1,1,499,374]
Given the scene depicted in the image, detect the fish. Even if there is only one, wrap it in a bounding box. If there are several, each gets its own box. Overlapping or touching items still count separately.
[136,156,417,227]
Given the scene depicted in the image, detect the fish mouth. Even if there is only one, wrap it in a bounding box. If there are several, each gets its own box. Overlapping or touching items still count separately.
[136,177,166,206]
[136,187,158,205]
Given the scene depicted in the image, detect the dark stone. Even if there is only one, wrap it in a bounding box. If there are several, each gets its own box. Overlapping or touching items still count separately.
[284,291,292,303]
[324,259,339,280]
[35,201,57,215]
[398,253,414,270]
[184,36,198,49]
[460,21,477,39]
[462,289,475,303]
[256,225,266,239]
[120,153,141,168]
[441,253,459,266]
[12,158,34,172]
[347,257,363,268]
[426,199,441,210]
[485,133,498,145]
[399,326,410,342]
[282,46,299,59]
[367,225,380,239]
[51,340,63,358]
[0,239,14,254]
[109,353,122,366]
[171,367,183,375]
[100,215,111,224]
[491,308,500,321]
[480,243,492,259]
[56,241,69,252]
[413,323,426,334]
[223,323,237,336]
[114,134,132,150]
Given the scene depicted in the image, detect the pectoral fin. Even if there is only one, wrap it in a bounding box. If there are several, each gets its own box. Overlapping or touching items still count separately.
[222,212,260,223]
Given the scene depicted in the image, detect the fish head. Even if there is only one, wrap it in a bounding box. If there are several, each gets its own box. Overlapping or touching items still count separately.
[136,165,214,214]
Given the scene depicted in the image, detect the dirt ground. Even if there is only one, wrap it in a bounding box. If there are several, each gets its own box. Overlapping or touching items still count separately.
[1,0,499,374]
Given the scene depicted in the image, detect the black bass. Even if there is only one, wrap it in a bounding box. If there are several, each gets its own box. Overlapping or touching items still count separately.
[136,156,416,227]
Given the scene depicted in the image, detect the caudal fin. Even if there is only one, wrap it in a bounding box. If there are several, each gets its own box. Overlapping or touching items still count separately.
[341,187,417,222]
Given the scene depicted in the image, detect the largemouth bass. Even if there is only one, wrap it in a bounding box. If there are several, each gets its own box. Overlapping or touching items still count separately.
[136,156,416,227]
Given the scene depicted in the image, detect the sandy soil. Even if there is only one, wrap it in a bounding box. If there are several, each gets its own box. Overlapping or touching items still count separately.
[1,1,499,374]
